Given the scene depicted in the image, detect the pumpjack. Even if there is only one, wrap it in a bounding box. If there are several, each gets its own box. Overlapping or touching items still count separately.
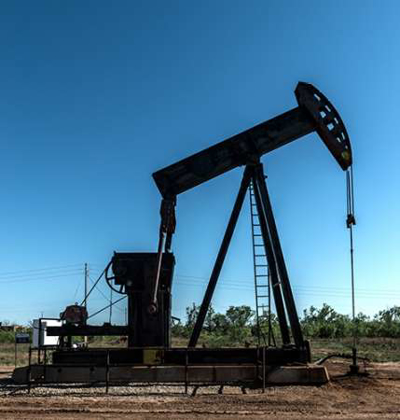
[13,82,352,388]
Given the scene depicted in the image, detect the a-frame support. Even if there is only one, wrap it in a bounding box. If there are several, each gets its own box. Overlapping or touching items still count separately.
[189,161,305,349]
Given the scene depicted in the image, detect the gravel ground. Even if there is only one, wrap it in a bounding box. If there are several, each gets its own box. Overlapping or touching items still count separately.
[1,361,400,419]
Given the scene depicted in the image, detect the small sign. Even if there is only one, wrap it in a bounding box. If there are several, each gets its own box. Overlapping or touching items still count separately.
[15,333,30,344]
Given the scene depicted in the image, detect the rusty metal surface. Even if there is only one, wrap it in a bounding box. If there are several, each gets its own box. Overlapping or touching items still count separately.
[12,363,328,386]
[13,364,257,384]
[51,346,310,366]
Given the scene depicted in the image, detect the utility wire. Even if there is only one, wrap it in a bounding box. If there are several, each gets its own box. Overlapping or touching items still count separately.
[0,263,83,278]
[174,277,400,297]
[0,268,83,281]
[177,274,376,291]
[0,271,84,284]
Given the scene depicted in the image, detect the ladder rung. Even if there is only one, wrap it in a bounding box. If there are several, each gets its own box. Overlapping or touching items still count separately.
[252,199,271,332]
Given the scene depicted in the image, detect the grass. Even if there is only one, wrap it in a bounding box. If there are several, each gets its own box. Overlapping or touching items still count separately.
[310,337,400,363]
[0,343,30,367]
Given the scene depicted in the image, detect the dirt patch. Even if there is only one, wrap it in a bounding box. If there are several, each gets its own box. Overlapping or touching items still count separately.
[0,362,400,419]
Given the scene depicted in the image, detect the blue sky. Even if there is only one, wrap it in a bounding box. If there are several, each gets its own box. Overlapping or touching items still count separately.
[0,1,398,325]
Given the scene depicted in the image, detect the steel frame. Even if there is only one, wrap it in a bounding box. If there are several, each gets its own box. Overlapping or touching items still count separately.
[14,345,327,392]
[189,161,306,352]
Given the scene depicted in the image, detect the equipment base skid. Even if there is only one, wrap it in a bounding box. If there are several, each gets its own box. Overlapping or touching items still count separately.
[12,346,329,387]
[13,363,328,387]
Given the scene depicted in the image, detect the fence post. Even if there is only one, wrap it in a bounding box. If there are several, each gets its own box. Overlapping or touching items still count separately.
[185,349,189,394]
[27,346,32,394]
[14,338,17,368]
[262,346,266,393]
[105,350,110,394]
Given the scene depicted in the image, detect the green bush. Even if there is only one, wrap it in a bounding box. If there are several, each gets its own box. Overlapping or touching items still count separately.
[0,331,16,343]
[172,303,400,346]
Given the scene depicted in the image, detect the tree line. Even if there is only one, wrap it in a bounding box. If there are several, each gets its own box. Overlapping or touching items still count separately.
[1,303,399,346]
[171,303,400,346]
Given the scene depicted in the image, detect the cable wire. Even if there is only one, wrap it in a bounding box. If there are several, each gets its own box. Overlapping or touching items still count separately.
[0,271,84,285]
[0,263,83,278]
[80,267,106,307]
[88,275,111,303]
[346,166,357,367]
[87,296,127,320]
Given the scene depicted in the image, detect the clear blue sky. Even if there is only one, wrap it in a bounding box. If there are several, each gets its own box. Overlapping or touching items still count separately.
[0,1,398,325]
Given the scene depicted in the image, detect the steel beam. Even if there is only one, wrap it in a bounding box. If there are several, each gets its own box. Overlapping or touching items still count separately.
[251,169,291,344]
[188,166,253,347]
[47,325,130,337]
[13,363,329,386]
[153,82,352,199]
[52,346,310,366]
[153,107,315,198]
[254,164,304,348]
